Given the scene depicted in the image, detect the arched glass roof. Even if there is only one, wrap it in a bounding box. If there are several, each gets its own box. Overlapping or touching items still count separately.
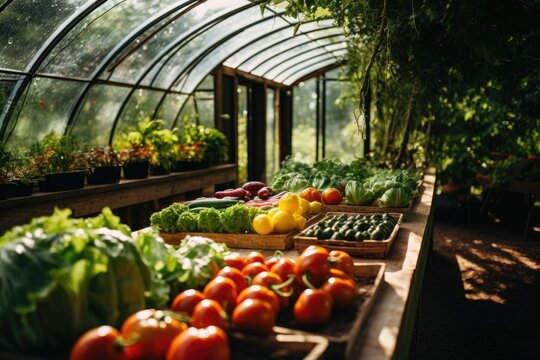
[0,0,349,146]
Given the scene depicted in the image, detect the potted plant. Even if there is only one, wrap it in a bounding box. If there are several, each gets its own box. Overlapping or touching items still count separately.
[119,143,152,179]
[0,143,12,200]
[119,118,178,176]
[177,122,229,170]
[30,132,86,192]
[84,146,123,185]
[175,140,207,172]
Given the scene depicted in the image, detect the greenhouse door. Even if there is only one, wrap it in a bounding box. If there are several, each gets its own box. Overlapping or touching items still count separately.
[236,81,267,184]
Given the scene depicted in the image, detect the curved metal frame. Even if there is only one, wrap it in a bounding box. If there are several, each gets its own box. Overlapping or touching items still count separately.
[151,9,286,120]
[105,2,260,143]
[0,0,108,139]
[272,53,339,82]
[0,0,15,13]
[235,29,344,72]
[258,41,347,78]
[64,0,202,135]
[284,59,342,85]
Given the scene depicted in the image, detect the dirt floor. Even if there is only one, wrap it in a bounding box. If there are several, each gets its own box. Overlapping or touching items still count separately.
[412,195,540,360]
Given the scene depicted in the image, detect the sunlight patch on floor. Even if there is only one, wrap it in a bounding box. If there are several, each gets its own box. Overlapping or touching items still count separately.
[491,243,540,270]
[455,254,506,304]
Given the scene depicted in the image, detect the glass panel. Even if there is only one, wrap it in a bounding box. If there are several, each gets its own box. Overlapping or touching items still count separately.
[154,92,188,128]
[0,79,16,118]
[252,45,326,77]
[224,19,338,68]
[149,5,268,89]
[41,0,180,77]
[0,0,88,70]
[176,95,197,125]
[195,98,214,128]
[265,88,279,182]
[197,74,214,90]
[71,85,130,147]
[292,79,317,163]
[275,50,346,84]
[256,48,334,78]
[5,78,84,147]
[237,85,248,184]
[234,31,344,73]
[282,58,341,86]
[174,16,290,93]
[108,1,244,84]
[112,88,163,147]
[324,80,363,161]
[325,66,347,80]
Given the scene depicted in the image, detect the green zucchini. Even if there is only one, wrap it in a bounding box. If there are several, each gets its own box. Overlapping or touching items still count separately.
[187,198,240,209]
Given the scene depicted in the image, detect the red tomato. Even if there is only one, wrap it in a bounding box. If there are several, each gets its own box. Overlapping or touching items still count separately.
[245,251,266,264]
[70,326,124,360]
[269,257,295,281]
[224,252,247,270]
[232,299,275,336]
[166,326,230,360]
[191,299,228,330]
[295,246,331,287]
[252,271,290,309]
[321,277,359,309]
[264,252,283,270]
[121,309,187,360]
[171,289,205,315]
[217,266,248,293]
[237,285,280,316]
[328,268,355,282]
[241,262,269,278]
[328,250,355,275]
[300,187,322,202]
[203,276,237,313]
[294,289,333,326]
[321,187,343,205]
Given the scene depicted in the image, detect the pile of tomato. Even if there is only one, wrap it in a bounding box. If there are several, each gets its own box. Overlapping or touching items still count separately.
[70,246,358,360]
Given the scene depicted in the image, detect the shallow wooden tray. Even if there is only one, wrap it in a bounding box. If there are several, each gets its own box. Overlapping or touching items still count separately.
[294,212,403,258]
[230,326,329,360]
[321,199,413,218]
[275,263,385,359]
[160,231,296,250]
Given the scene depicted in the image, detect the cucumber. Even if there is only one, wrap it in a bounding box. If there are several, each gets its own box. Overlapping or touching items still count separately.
[187,198,240,209]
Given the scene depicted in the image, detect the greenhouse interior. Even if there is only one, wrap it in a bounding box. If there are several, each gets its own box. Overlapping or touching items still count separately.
[0,1,538,359]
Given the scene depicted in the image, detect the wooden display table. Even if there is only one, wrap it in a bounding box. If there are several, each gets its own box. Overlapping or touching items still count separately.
[0,164,237,232]
[231,168,436,359]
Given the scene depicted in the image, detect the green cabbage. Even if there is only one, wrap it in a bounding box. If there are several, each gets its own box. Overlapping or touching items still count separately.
[0,208,168,352]
[345,181,377,205]
[378,186,412,207]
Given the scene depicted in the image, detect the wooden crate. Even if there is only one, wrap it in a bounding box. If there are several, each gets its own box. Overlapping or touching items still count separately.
[275,263,386,360]
[294,212,403,258]
[321,199,413,218]
[230,326,329,360]
[160,231,296,250]
[2,327,329,360]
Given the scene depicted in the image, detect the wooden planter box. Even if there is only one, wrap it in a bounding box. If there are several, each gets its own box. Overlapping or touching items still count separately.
[160,231,298,250]
[275,263,385,359]
[294,212,403,258]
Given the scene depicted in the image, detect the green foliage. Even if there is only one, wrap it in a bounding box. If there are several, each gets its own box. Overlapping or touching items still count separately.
[29,132,85,175]
[180,121,229,165]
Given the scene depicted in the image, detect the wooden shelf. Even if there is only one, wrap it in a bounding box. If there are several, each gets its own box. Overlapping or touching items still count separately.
[0,164,237,232]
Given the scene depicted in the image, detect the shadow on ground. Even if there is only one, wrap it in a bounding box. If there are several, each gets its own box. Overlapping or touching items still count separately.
[412,195,540,360]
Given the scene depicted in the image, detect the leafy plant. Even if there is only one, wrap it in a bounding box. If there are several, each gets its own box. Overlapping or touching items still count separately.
[180,122,229,165]
[84,146,122,168]
[30,132,85,176]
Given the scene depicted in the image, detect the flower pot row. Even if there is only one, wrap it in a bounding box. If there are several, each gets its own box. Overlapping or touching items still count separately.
[0,160,212,199]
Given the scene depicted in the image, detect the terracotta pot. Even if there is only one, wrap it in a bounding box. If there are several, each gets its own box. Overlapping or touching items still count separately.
[87,166,121,185]
[123,161,149,179]
[38,170,86,192]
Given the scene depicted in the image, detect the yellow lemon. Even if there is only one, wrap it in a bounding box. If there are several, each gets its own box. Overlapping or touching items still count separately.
[278,192,300,214]
[271,210,297,234]
[267,207,280,218]
[252,214,273,235]
[294,214,306,230]
[309,201,322,215]
[299,198,310,215]
[293,208,304,217]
